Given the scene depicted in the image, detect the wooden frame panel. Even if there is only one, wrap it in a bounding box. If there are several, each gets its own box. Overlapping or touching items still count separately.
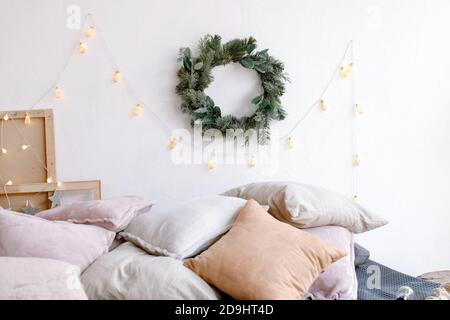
[0,180,101,212]
[0,109,56,184]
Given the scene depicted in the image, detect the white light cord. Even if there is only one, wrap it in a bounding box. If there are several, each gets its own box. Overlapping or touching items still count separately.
[281,40,354,140]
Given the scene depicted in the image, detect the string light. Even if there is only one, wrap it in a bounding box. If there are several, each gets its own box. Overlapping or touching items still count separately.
[168,138,178,150]
[84,26,96,39]
[1,148,6,154]
[79,42,88,54]
[248,155,257,167]
[5,180,12,186]
[24,113,31,125]
[112,70,122,83]
[132,104,143,118]
[319,99,328,112]
[207,159,217,171]
[352,154,361,167]
[352,194,358,203]
[54,86,63,99]
[57,181,62,187]
[287,137,294,150]
[355,104,364,115]
[3,114,9,121]
[21,144,29,151]
[46,177,53,184]
[6,16,363,200]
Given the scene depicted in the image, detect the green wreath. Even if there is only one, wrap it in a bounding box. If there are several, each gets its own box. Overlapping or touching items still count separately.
[176,35,289,144]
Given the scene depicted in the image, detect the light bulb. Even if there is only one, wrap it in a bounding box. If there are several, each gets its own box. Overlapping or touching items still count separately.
[287,137,294,150]
[355,104,364,115]
[24,113,31,125]
[339,67,349,78]
[54,86,63,99]
[339,63,353,78]
[347,63,353,73]
[85,26,96,39]
[207,159,217,171]
[79,42,88,54]
[21,144,29,150]
[1,148,6,154]
[320,99,328,112]
[3,114,9,121]
[248,155,257,167]
[352,154,361,167]
[132,104,143,118]
[57,181,62,187]
[169,138,177,150]
[5,180,12,186]
[46,177,53,184]
[352,194,358,203]
[112,70,122,83]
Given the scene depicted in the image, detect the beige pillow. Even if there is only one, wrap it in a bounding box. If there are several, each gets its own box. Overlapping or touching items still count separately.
[223,181,388,233]
[184,199,346,300]
[82,242,220,300]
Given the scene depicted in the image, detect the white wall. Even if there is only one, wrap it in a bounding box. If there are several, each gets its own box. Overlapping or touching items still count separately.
[1,0,449,275]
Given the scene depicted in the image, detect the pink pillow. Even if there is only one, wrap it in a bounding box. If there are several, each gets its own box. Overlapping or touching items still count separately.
[38,196,154,232]
[0,257,88,300]
[303,226,357,300]
[0,209,115,271]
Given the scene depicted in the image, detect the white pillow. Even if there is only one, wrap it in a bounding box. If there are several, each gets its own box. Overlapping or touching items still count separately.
[81,242,220,300]
[0,257,88,300]
[223,181,387,233]
[120,195,247,259]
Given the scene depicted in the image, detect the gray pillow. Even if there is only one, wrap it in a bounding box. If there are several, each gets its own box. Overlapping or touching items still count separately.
[223,181,388,233]
[354,243,370,266]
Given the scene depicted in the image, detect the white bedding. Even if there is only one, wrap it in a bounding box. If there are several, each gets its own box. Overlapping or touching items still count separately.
[81,241,220,300]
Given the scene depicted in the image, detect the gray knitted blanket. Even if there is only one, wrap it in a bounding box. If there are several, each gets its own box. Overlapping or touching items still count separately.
[356,259,440,300]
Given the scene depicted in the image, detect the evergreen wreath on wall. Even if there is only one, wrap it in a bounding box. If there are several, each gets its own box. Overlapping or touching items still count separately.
[176,35,289,144]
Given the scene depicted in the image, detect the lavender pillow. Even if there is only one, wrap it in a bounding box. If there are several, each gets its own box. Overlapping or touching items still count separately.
[38,196,154,232]
[0,209,115,271]
[303,226,357,300]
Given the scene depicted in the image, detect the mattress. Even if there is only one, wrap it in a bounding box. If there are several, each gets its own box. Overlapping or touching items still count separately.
[356,259,440,300]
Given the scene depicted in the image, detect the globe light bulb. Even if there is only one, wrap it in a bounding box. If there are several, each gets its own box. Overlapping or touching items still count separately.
[54,86,63,99]
[24,113,31,125]
[287,137,294,150]
[5,180,13,186]
[132,104,143,118]
[339,66,349,78]
[57,181,62,187]
[1,147,7,154]
[248,155,257,167]
[339,63,353,78]
[207,159,217,171]
[3,114,9,121]
[46,177,53,183]
[21,144,29,150]
[79,42,88,54]
[347,63,353,73]
[320,99,328,112]
[169,138,177,150]
[112,70,122,83]
[352,154,361,167]
[355,104,364,115]
[85,26,96,39]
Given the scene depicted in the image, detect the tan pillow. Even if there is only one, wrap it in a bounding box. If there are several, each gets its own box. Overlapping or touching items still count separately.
[184,199,346,300]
